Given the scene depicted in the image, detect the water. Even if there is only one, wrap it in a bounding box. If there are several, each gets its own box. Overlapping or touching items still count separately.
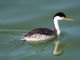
[0,0,80,60]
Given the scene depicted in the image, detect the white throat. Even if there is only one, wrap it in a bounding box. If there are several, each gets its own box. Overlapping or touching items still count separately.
[54,17,60,36]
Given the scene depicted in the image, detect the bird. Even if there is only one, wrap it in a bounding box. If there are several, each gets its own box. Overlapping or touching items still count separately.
[22,12,71,42]
[21,12,72,55]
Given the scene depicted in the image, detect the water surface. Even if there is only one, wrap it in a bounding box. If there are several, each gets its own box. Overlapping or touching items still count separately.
[0,0,80,60]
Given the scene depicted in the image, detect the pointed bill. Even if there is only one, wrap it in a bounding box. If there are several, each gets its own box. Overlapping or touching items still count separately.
[64,17,74,21]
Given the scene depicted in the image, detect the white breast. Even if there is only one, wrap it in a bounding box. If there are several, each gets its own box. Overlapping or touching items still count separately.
[23,34,54,42]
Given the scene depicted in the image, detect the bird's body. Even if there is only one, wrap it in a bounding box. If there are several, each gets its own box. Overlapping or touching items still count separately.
[23,28,57,42]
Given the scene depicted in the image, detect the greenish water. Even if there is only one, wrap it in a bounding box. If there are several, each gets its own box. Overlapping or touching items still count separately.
[0,0,80,60]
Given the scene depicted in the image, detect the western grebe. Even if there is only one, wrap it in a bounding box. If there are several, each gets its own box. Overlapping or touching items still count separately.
[22,12,71,42]
[22,12,72,55]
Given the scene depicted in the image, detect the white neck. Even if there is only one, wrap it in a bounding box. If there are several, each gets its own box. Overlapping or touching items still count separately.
[54,17,60,36]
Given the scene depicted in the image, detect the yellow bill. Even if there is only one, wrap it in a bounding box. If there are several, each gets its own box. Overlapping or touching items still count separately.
[64,17,74,21]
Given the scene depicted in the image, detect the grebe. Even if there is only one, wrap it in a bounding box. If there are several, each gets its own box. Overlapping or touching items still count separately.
[22,12,71,42]
[22,12,72,55]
